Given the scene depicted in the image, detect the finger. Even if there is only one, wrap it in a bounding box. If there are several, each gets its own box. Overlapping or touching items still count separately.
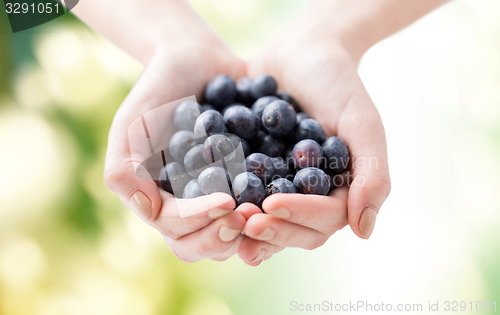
[234,202,262,220]
[164,211,246,262]
[237,236,284,266]
[244,213,329,250]
[338,93,391,239]
[261,187,349,235]
[211,235,244,261]
[151,191,236,240]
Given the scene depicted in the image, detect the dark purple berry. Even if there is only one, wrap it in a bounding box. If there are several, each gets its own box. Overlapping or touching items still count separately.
[200,104,216,113]
[204,75,237,109]
[198,167,233,195]
[251,74,277,99]
[183,144,209,178]
[271,157,292,180]
[245,153,274,184]
[293,167,330,195]
[194,109,225,137]
[294,118,326,143]
[292,139,323,169]
[296,112,310,123]
[202,134,236,164]
[266,178,296,196]
[261,100,297,137]
[251,95,279,125]
[169,130,202,162]
[223,105,259,140]
[232,172,266,206]
[322,136,350,174]
[236,77,255,105]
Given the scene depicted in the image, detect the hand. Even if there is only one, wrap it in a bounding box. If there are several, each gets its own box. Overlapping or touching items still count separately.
[103,22,248,262]
[238,14,391,265]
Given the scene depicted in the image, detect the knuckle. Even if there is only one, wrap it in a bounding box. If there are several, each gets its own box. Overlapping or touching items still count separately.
[157,223,184,241]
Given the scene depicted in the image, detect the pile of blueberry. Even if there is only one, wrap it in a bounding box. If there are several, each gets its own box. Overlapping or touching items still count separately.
[159,74,350,208]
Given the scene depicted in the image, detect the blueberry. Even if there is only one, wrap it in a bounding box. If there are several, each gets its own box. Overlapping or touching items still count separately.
[232,172,266,206]
[245,153,274,184]
[223,105,259,140]
[194,109,225,137]
[293,167,330,195]
[200,104,216,113]
[202,134,236,164]
[251,75,278,99]
[261,100,297,137]
[277,91,300,112]
[204,75,237,109]
[294,118,325,143]
[284,145,295,168]
[251,95,279,125]
[271,157,292,180]
[169,130,202,162]
[221,103,244,116]
[266,178,296,196]
[183,144,209,178]
[257,133,286,157]
[173,100,201,130]
[159,162,191,195]
[236,77,255,105]
[292,139,323,169]
[183,179,205,199]
[322,136,350,174]
[198,166,233,195]
[296,112,310,123]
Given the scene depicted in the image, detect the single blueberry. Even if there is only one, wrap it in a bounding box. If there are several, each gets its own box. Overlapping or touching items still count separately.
[227,133,250,157]
[159,162,191,195]
[245,153,275,184]
[322,136,350,174]
[236,77,255,106]
[251,74,278,99]
[173,100,201,130]
[292,139,323,169]
[183,144,209,178]
[251,95,279,126]
[266,178,296,196]
[202,134,236,164]
[204,75,237,109]
[261,100,297,137]
[169,130,202,162]
[294,118,326,143]
[194,109,225,137]
[293,167,330,195]
[223,105,259,140]
[198,166,233,195]
[232,172,266,206]
[183,179,205,199]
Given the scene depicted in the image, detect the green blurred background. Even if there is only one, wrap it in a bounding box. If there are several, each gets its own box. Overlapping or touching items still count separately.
[0,0,499,314]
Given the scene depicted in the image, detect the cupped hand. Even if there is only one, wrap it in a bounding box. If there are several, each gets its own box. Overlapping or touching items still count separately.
[239,22,391,265]
[104,29,248,262]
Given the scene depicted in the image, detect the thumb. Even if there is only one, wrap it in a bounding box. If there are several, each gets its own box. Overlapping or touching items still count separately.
[339,95,391,239]
[104,114,163,222]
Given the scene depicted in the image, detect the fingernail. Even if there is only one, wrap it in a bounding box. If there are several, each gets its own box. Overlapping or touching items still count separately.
[256,228,275,241]
[251,250,265,263]
[130,191,152,220]
[268,207,290,219]
[208,208,232,220]
[359,207,377,239]
[219,226,241,242]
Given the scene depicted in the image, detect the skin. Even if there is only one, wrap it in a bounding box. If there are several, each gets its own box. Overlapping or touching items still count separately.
[74,0,449,264]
